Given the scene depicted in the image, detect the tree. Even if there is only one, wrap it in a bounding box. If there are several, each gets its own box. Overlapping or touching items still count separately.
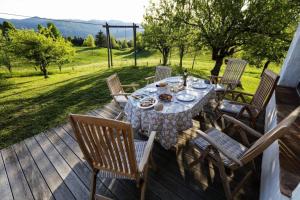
[143,0,173,65]
[175,0,300,76]
[95,30,106,47]
[71,36,84,46]
[10,29,75,78]
[242,35,291,76]
[0,21,16,73]
[110,36,120,49]
[136,33,145,51]
[127,40,134,48]
[83,34,96,47]
[121,40,128,49]
[37,23,61,40]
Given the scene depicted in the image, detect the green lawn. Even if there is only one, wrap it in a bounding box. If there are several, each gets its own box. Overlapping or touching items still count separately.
[0,47,281,149]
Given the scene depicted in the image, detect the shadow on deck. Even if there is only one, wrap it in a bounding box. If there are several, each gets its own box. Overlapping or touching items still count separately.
[0,102,259,200]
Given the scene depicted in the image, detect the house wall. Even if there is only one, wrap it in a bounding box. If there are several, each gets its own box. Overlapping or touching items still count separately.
[261,23,300,200]
[260,94,289,200]
[278,23,300,87]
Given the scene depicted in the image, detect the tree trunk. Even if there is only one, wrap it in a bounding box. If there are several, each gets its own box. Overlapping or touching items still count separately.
[6,64,12,73]
[179,46,184,69]
[261,60,271,77]
[162,48,170,66]
[192,50,198,70]
[210,56,224,76]
[41,65,48,78]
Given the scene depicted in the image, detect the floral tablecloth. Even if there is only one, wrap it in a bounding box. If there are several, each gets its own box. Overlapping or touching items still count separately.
[124,76,215,149]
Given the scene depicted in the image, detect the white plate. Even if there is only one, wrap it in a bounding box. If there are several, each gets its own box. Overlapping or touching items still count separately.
[138,97,158,109]
[176,91,196,102]
[144,87,157,93]
[165,77,182,83]
[192,82,207,89]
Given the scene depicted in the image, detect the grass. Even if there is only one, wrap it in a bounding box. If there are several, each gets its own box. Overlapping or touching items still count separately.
[0,47,281,149]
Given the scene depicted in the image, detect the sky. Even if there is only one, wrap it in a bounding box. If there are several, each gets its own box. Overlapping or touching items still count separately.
[0,0,153,23]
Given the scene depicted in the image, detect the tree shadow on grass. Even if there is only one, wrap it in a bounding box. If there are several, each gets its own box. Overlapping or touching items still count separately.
[0,66,154,148]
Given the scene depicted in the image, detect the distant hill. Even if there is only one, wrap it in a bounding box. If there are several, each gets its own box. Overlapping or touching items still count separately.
[0,17,142,40]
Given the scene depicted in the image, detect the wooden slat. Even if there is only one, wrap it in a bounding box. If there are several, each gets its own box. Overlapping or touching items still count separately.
[45,130,91,189]
[52,126,117,199]
[25,137,76,200]
[0,151,13,200]
[35,133,89,200]
[13,142,53,200]
[1,147,34,200]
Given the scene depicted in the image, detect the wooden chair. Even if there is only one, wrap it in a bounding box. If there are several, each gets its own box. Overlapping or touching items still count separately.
[106,73,139,108]
[69,114,156,200]
[216,69,280,128]
[187,106,300,200]
[145,66,172,84]
[209,58,247,99]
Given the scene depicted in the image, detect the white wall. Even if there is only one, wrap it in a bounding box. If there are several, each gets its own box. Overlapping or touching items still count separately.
[260,94,289,200]
[278,23,300,87]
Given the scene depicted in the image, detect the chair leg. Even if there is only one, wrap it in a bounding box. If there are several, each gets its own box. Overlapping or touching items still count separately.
[149,153,157,172]
[90,170,99,200]
[217,162,232,200]
[140,165,149,200]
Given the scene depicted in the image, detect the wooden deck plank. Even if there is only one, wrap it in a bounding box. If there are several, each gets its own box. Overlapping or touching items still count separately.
[152,146,225,200]
[25,137,76,200]
[55,125,135,200]
[45,130,92,189]
[0,103,260,200]
[54,126,121,199]
[0,151,13,200]
[35,133,89,200]
[13,142,54,200]
[1,147,34,200]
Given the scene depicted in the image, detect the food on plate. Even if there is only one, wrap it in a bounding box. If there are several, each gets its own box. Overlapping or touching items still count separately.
[156,82,168,87]
[140,97,156,107]
[159,93,172,101]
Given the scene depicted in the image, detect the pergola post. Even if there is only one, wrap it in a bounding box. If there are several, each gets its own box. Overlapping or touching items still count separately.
[133,23,137,67]
[103,23,139,68]
[105,23,111,68]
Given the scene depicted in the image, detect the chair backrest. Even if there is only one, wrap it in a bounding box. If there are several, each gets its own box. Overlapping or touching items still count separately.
[250,69,280,113]
[69,114,138,179]
[106,74,124,95]
[220,58,247,87]
[154,66,172,82]
[241,106,300,164]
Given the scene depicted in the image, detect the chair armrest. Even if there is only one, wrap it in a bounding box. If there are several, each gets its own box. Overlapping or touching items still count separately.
[222,114,262,138]
[111,93,131,97]
[138,131,156,172]
[121,84,139,88]
[121,83,139,91]
[228,90,254,102]
[196,130,243,166]
[145,76,155,85]
[145,76,155,81]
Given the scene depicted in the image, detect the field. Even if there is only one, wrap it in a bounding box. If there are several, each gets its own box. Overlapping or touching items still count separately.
[0,47,281,148]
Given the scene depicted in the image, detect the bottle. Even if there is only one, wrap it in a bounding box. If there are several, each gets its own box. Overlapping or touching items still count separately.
[183,68,188,87]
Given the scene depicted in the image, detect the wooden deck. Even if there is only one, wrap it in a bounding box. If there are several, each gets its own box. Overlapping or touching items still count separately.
[0,102,259,200]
